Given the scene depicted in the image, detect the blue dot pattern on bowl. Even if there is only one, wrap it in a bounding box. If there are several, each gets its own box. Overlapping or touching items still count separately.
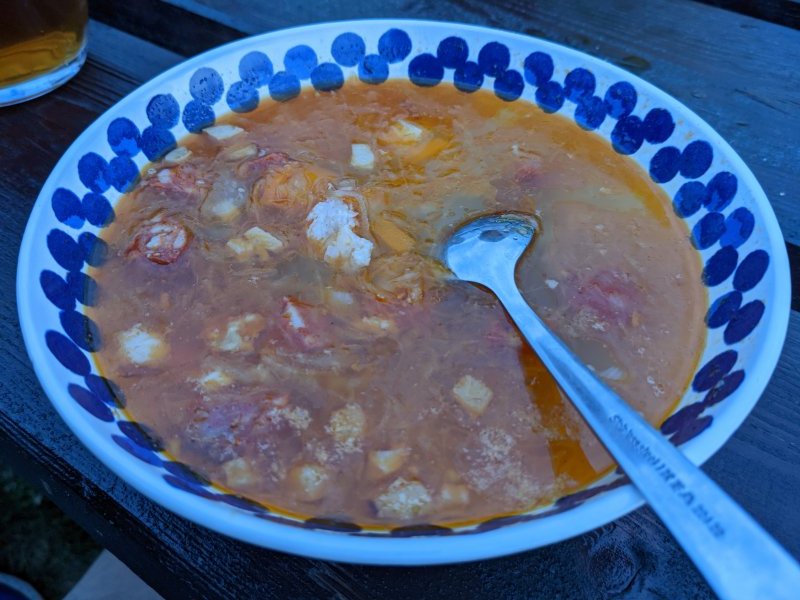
[238,51,273,86]
[453,61,483,93]
[378,29,412,63]
[332,33,366,67]
[408,54,444,87]
[269,71,301,102]
[574,95,606,130]
[477,42,510,78]
[67,270,97,307]
[226,81,259,113]
[437,36,469,69]
[310,63,344,91]
[359,54,389,85]
[284,45,318,80]
[39,28,770,535]
[563,67,595,102]
[69,383,114,422]
[649,146,681,183]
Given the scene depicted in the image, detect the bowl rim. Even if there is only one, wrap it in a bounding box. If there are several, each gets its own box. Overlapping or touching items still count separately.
[16,18,792,565]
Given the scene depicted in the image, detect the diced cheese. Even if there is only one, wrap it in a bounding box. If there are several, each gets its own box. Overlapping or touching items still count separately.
[289,464,329,501]
[379,119,429,146]
[439,483,470,507]
[206,196,242,221]
[225,237,249,255]
[350,143,375,170]
[326,289,354,306]
[117,324,168,366]
[202,177,247,221]
[368,448,409,477]
[223,457,256,487]
[156,169,172,184]
[360,316,397,334]
[391,119,425,142]
[204,124,244,140]
[452,375,493,417]
[306,197,373,271]
[163,146,192,163]
[323,227,373,270]
[326,403,366,454]
[281,406,311,430]
[375,478,432,520]
[282,299,306,330]
[307,197,357,240]
[220,142,257,162]
[194,368,232,392]
[227,226,284,257]
[243,226,283,250]
[210,313,265,352]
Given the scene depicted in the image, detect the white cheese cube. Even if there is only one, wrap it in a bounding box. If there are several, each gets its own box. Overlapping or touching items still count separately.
[156,169,172,184]
[452,375,493,417]
[210,313,265,352]
[202,177,247,222]
[193,368,232,392]
[227,226,284,257]
[390,119,425,142]
[368,448,409,477]
[220,142,257,161]
[282,299,306,330]
[117,324,168,366]
[223,457,256,487]
[306,197,373,272]
[326,403,366,454]
[204,124,244,140]
[163,146,192,163]
[439,483,470,507]
[289,464,329,501]
[350,143,375,170]
[306,197,357,241]
[243,226,283,251]
[375,478,432,520]
[323,227,373,271]
[360,316,397,334]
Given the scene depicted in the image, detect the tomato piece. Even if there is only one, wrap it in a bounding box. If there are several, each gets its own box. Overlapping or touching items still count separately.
[513,157,543,187]
[237,151,294,179]
[278,297,333,351]
[145,164,201,195]
[186,400,259,463]
[568,269,642,330]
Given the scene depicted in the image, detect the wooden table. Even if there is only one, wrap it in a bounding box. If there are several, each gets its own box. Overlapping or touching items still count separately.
[2,1,798,597]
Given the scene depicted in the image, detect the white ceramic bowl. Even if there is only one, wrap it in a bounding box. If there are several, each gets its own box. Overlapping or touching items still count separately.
[17,20,790,565]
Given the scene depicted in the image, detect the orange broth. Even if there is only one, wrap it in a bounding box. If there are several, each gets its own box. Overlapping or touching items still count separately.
[88,80,705,526]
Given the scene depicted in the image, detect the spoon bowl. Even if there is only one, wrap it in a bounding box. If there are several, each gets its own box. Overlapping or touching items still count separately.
[445,213,538,288]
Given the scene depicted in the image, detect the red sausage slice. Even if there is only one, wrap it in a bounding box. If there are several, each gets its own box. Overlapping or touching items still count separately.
[128,217,192,265]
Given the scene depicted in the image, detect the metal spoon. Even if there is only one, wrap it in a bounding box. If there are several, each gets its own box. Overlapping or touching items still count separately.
[444,212,800,599]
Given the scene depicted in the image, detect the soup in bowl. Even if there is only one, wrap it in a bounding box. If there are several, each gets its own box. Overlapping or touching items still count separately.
[17,21,789,563]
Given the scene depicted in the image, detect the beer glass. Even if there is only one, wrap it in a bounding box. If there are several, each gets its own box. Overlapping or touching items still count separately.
[0,0,88,107]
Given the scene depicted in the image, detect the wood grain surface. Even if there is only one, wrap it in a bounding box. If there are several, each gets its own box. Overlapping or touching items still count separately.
[2,2,799,598]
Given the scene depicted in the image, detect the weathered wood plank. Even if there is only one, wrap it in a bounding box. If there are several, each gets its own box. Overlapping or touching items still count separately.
[87,0,243,57]
[696,0,800,30]
[87,20,184,80]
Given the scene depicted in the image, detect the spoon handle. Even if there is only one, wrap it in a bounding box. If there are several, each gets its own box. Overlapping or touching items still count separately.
[494,282,800,600]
